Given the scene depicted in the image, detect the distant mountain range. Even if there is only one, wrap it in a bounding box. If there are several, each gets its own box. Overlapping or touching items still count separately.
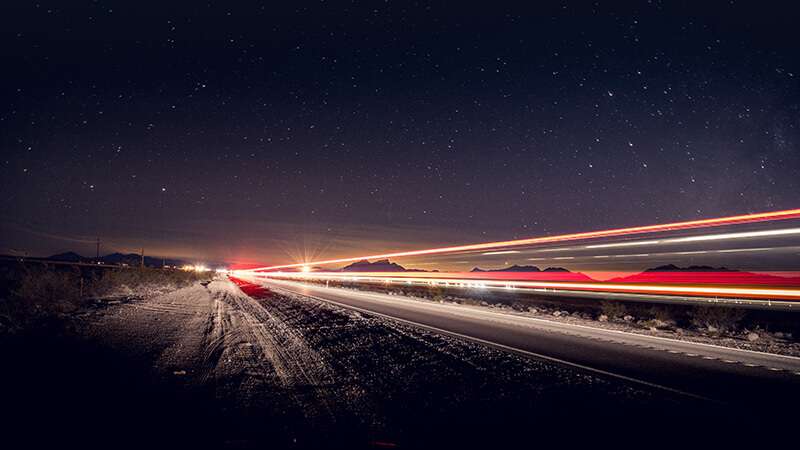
[471,264,570,273]
[644,264,734,273]
[609,265,800,286]
[334,260,587,278]
[468,264,594,282]
[336,261,577,275]
[47,251,191,268]
[327,260,800,286]
[339,259,429,272]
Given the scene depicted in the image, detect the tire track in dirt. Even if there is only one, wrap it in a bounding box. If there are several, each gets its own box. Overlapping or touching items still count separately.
[216,279,341,424]
[230,279,394,440]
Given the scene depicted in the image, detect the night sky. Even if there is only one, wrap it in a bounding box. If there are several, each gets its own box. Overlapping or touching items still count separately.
[2,1,799,266]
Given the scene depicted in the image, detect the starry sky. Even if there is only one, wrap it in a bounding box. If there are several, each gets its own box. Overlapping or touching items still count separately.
[1,1,799,265]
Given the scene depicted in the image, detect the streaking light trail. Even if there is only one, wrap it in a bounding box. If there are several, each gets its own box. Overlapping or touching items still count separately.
[233,208,800,306]
[584,240,661,249]
[244,208,800,272]
[583,228,800,249]
[243,272,800,301]
[528,246,792,262]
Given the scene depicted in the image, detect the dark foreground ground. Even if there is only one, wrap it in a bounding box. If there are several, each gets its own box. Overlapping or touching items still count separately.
[1,277,791,449]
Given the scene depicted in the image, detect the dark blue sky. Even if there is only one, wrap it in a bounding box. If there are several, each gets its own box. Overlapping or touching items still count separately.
[1,1,799,265]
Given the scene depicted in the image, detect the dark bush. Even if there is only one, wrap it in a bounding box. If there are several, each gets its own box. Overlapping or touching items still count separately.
[91,267,211,296]
[649,306,678,323]
[690,305,746,332]
[427,284,445,302]
[0,265,213,333]
[12,266,87,316]
[600,301,627,319]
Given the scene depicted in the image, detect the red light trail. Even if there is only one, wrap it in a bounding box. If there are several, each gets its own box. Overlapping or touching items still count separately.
[240,271,800,301]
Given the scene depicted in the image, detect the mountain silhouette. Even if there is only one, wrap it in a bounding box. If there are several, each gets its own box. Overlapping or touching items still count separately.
[471,265,572,273]
[339,259,427,272]
[642,264,734,273]
[610,265,800,286]
[47,251,191,268]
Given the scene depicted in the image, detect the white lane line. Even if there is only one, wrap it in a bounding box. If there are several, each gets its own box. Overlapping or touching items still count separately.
[270,284,715,403]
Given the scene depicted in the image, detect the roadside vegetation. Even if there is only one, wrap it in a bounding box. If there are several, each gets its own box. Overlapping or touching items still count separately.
[91,266,212,297]
[0,262,212,334]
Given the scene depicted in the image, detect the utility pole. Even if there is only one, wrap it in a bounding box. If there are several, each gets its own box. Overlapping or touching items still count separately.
[140,247,145,269]
[95,237,100,262]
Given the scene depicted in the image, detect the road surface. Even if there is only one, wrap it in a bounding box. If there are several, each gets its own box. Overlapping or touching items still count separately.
[261,278,800,406]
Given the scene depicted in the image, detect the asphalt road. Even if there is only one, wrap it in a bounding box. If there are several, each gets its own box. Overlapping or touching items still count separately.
[261,278,800,407]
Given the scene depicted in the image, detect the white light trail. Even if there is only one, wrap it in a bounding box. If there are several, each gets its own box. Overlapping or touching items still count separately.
[482,250,521,256]
[669,228,800,243]
[582,228,800,251]
[526,246,787,262]
[717,247,773,253]
[585,240,661,249]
